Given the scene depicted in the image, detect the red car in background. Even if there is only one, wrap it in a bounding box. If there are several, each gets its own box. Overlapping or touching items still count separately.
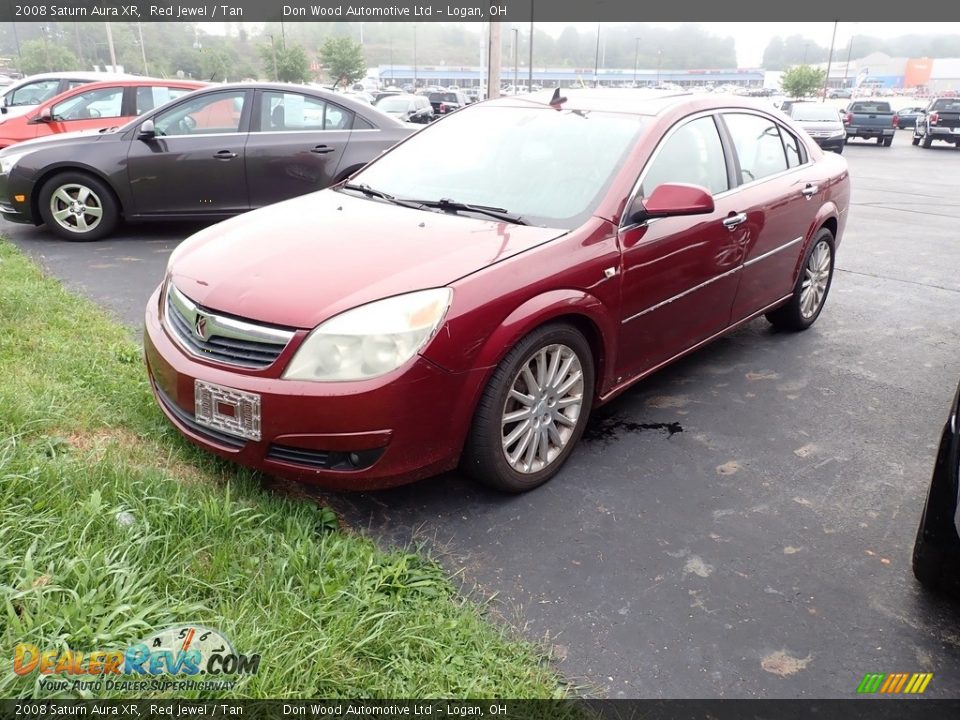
[145,91,850,493]
[0,79,206,149]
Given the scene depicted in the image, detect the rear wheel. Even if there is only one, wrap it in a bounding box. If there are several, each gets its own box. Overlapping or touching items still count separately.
[37,172,119,241]
[922,131,933,148]
[882,137,893,147]
[912,132,921,146]
[876,136,884,145]
[765,228,835,331]
[461,324,595,493]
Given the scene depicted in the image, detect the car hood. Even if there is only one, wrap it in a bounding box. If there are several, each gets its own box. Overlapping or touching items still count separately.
[795,119,844,131]
[0,126,119,155]
[169,190,567,329]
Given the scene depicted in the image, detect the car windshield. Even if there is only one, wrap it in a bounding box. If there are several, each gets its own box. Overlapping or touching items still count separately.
[348,105,647,229]
[930,99,960,112]
[377,96,413,112]
[429,93,459,103]
[849,102,891,112]
[791,105,842,122]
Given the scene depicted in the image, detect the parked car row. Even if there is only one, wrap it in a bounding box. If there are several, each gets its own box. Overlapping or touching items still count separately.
[0,82,414,240]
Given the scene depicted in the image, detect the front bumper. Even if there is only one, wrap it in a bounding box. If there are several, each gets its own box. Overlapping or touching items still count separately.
[144,285,488,490]
[812,137,845,152]
[0,168,37,224]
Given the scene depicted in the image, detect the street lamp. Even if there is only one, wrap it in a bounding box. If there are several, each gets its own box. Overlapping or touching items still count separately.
[843,24,858,88]
[822,20,838,102]
[633,37,640,87]
[512,27,518,93]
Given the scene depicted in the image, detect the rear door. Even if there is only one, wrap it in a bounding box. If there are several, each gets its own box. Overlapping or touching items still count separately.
[127,89,251,217]
[244,89,352,207]
[720,111,823,321]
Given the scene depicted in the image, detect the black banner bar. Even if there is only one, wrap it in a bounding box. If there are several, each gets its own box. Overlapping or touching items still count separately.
[1,1,960,22]
[3,700,960,720]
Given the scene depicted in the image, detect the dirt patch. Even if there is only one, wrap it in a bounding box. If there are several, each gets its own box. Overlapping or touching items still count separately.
[60,427,206,484]
[761,650,812,677]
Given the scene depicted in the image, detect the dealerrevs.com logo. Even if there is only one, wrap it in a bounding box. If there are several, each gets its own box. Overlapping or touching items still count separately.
[14,625,261,694]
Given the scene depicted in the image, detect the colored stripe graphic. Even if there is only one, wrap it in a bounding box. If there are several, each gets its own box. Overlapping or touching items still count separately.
[857,672,932,694]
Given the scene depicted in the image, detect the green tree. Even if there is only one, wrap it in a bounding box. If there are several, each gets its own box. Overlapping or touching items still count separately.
[781,65,826,98]
[259,42,311,83]
[319,36,366,88]
[17,39,81,74]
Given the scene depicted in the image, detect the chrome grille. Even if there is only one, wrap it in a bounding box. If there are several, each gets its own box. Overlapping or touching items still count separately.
[164,284,294,369]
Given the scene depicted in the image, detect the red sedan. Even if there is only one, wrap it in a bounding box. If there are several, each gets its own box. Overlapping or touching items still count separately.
[0,79,205,149]
[145,91,850,493]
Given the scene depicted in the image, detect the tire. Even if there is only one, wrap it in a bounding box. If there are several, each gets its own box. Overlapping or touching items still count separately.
[882,137,893,147]
[922,132,933,149]
[461,323,595,493]
[37,172,119,241]
[912,132,921,146]
[835,145,844,155]
[876,137,884,145]
[913,509,949,591]
[765,228,835,332]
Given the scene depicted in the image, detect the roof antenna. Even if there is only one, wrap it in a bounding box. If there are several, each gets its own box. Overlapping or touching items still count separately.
[549,87,567,108]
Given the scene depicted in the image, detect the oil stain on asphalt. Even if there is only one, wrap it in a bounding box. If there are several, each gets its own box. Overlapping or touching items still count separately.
[583,416,684,443]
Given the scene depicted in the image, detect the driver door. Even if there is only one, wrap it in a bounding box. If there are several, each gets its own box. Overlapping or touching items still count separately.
[126,89,251,217]
[42,85,126,140]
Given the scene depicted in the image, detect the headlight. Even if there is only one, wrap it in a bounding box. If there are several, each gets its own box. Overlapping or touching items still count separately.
[0,149,30,175]
[283,289,452,382]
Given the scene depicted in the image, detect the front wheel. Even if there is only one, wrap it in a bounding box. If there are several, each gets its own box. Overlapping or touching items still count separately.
[765,228,835,331]
[461,324,595,493]
[37,172,119,241]
[912,132,921,146]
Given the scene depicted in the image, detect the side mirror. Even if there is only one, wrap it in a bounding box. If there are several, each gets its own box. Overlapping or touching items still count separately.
[629,183,715,224]
[138,119,156,139]
[37,107,52,123]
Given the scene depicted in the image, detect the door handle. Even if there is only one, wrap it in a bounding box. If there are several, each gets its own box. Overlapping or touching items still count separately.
[722,212,747,229]
[311,145,335,154]
[801,183,819,198]
[213,150,237,160]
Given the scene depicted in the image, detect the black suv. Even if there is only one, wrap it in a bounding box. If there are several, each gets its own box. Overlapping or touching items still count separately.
[426,91,468,117]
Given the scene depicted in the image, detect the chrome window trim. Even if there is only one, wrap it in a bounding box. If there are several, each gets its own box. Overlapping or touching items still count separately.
[167,284,294,347]
[621,266,742,325]
[619,107,816,231]
[150,131,248,140]
[743,236,804,268]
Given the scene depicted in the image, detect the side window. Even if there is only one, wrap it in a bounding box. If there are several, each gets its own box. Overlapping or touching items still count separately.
[51,87,124,121]
[7,79,60,106]
[324,103,353,130]
[723,113,788,184]
[354,115,374,130]
[154,91,246,136]
[640,115,729,197]
[259,91,326,131]
[136,86,194,115]
[781,127,803,168]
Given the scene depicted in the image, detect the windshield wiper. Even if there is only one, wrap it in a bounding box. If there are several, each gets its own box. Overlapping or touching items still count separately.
[339,182,428,211]
[413,197,528,225]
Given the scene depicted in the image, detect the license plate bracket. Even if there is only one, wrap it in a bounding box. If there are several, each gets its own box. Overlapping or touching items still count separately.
[194,380,261,441]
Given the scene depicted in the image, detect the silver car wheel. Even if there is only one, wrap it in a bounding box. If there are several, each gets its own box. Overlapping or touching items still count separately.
[49,183,104,234]
[501,343,584,474]
[800,239,832,319]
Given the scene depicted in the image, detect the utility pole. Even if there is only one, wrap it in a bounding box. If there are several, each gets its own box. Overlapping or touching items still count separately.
[527,0,534,92]
[487,18,501,99]
[822,20,838,102]
[633,37,640,86]
[843,31,856,87]
[593,24,601,87]
[512,27,518,93]
[137,22,149,75]
[269,35,278,81]
[104,22,117,72]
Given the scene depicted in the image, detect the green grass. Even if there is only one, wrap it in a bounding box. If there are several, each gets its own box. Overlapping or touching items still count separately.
[0,240,566,699]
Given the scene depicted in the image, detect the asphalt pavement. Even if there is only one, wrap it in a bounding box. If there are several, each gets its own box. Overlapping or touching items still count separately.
[6,131,960,698]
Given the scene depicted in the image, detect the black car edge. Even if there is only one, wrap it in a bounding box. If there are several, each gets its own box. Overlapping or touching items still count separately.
[913,380,960,597]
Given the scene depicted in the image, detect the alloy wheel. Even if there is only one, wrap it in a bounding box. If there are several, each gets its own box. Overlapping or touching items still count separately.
[800,239,832,319]
[48,183,104,234]
[500,343,584,474]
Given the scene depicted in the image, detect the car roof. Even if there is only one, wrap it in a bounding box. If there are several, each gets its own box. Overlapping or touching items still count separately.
[482,89,779,117]
[50,78,206,93]
[8,71,139,84]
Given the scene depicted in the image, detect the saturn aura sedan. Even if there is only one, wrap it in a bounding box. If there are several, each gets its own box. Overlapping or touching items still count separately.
[145,91,850,493]
[0,82,413,241]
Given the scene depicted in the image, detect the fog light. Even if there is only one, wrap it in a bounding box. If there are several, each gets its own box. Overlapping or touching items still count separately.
[14,194,25,202]
[348,452,361,466]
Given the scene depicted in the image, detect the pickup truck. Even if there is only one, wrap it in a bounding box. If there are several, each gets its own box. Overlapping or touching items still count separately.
[843,100,897,146]
[912,97,960,148]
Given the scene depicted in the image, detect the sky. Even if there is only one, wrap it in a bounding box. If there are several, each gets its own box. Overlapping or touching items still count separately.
[538,22,960,67]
